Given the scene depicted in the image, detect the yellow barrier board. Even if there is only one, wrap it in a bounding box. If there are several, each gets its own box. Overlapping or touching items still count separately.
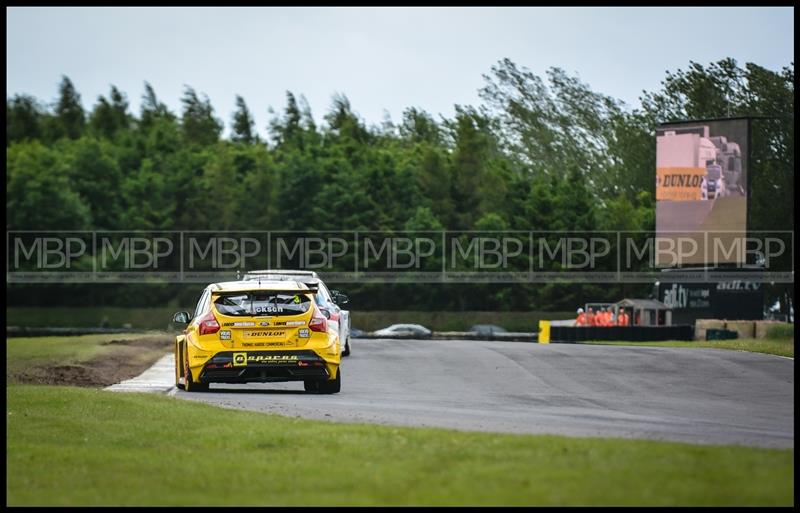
[538,320,550,344]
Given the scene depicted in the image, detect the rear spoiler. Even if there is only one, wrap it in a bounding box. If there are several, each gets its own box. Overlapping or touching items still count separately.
[244,269,316,276]
[213,286,318,296]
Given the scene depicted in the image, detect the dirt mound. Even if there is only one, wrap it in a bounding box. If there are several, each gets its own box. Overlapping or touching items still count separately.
[12,336,172,387]
[101,337,173,350]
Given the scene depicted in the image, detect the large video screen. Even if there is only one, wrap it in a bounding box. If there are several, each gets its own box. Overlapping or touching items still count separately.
[655,119,748,266]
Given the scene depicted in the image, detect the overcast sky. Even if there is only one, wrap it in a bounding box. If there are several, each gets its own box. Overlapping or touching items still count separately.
[6,6,794,139]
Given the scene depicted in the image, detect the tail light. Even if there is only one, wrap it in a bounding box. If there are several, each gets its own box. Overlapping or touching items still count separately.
[198,311,220,335]
[309,305,327,333]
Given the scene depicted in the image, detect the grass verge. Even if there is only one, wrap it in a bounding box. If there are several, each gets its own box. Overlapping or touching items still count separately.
[580,338,793,358]
[766,323,794,339]
[7,385,794,507]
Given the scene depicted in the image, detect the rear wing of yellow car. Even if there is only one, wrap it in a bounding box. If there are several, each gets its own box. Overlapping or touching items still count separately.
[212,286,319,297]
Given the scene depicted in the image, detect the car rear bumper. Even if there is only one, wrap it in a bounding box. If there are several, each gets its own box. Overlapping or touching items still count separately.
[198,350,332,383]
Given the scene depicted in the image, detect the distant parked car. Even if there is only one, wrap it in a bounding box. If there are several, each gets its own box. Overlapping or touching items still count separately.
[469,324,508,337]
[373,324,432,338]
[350,328,364,338]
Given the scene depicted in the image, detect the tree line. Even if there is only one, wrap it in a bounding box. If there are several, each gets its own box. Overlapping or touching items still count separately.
[6,58,794,312]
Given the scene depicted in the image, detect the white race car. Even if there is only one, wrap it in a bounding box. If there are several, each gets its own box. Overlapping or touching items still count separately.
[700,164,727,200]
[243,270,352,356]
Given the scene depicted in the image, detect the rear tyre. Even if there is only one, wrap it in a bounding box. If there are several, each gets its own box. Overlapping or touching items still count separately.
[184,344,209,393]
[318,367,341,394]
[303,380,319,393]
[342,338,351,357]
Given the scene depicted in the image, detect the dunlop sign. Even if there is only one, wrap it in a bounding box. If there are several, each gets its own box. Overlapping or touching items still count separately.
[656,167,705,201]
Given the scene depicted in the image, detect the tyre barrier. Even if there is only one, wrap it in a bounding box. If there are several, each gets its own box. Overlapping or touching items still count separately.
[549,325,694,342]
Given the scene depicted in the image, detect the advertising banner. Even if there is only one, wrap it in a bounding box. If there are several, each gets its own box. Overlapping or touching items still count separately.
[655,119,749,266]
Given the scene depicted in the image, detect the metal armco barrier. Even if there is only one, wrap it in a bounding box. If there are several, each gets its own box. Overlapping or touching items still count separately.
[549,325,694,342]
[357,331,536,342]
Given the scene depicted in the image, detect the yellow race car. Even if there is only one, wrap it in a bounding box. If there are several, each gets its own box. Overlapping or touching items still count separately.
[172,279,341,393]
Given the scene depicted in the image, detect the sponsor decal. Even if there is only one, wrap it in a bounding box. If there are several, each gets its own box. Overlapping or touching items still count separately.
[233,352,247,366]
[298,328,310,338]
[244,330,286,338]
[223,321,255,327]
[259,321,270,327]
[248,354,299,363]
[219,330,231,340]
[243,342,286,347]
[285,320,305,326]
[254,305,284,314]
[293,295,301,304]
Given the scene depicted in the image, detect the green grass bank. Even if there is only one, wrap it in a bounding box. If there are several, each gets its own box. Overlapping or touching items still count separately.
[7,385,793,507]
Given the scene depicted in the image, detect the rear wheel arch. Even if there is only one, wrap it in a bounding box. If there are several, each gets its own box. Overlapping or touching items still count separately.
[175,335,186,382]
[183,338,208,392]
[318,367,341,394]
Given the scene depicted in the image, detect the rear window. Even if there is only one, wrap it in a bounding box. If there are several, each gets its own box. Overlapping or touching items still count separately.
[213,292,312,317]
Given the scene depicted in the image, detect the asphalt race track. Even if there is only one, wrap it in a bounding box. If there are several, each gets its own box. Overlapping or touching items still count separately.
[173,339,794,448]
